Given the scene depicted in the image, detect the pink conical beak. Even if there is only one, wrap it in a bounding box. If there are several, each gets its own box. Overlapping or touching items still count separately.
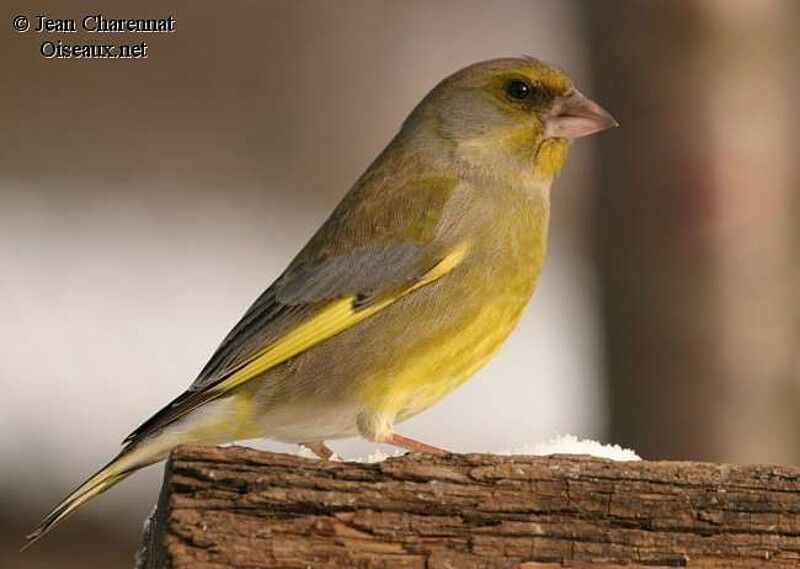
[545,90,618,140]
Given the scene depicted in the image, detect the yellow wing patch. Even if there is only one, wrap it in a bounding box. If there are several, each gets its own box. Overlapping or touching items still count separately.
[206,241,470,399]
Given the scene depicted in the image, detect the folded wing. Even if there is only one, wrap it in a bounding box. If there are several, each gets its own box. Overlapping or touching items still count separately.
[123,175,464,446]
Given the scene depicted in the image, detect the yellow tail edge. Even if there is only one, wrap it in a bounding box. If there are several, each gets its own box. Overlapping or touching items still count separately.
[22,443,156,551]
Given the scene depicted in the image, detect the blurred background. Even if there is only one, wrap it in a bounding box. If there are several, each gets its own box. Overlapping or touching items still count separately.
[1,0,798,566]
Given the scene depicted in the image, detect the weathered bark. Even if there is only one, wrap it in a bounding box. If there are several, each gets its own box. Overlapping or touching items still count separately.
[138,445,800,568]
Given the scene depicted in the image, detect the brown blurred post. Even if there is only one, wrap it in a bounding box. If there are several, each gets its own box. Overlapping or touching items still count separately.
[587,0,799,462]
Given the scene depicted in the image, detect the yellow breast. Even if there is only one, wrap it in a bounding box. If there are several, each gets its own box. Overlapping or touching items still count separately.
[356,191,549,437]
[393,298,530,422]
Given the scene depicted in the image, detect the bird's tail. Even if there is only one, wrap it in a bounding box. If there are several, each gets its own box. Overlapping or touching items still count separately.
[23,439,167,550]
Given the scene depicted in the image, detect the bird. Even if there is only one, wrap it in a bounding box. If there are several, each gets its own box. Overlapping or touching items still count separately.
[25,56,616,547]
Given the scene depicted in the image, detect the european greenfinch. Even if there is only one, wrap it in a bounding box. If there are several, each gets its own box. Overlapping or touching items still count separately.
[26,57,616,546]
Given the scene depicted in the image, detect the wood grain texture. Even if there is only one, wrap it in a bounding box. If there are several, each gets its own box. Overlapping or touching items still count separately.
[137,446,800,568]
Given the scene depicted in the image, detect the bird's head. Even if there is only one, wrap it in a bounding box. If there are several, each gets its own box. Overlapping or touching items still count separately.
[405,57,617,179]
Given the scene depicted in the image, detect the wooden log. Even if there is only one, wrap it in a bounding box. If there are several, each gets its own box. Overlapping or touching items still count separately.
[137,445,800,568]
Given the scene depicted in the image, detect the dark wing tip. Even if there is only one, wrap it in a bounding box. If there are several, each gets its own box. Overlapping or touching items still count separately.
[122,388,215,445]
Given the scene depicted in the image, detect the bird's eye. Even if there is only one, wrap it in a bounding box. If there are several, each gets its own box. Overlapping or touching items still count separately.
[506,80,531,100]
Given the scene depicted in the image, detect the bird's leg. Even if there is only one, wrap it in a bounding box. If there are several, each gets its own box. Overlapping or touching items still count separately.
[301,441,334,460]
[386,433,448,456]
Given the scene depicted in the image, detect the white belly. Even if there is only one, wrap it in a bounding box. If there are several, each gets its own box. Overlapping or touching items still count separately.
[253,400,361,443]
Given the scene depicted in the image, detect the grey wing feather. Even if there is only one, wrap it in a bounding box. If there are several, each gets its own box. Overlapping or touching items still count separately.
[276,243,424,303]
